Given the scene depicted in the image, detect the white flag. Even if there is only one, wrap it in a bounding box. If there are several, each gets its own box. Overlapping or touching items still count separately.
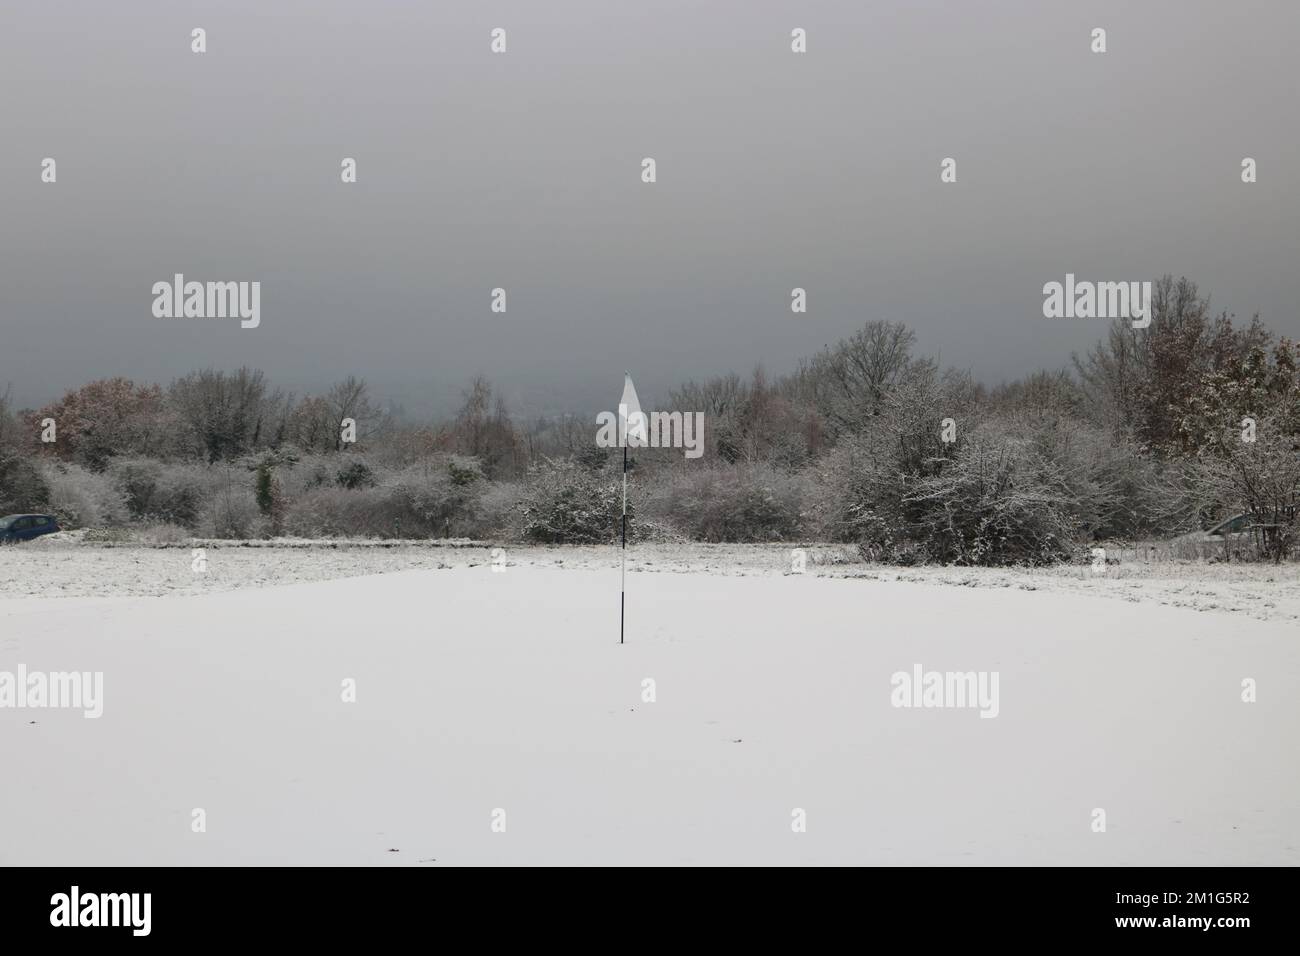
[619,373,647,447]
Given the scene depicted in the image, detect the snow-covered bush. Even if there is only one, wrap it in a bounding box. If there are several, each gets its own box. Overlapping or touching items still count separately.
[649,464,809,542]
[198,484,263,539]
[276,454,334,499]
[335,457,377,490]
[150,464,210,528]
[519,458,626,544]
[282,486,388,537]
[820,412,1151,565]
[110,459,209,528]
[282,457,486,538]
[895,428,1084,565]
[464,479,522,539]
[135,521,193,546]
[39,462,129,529]
[0,453,49,515]
[383,459,483,536]
[109,458,159,516]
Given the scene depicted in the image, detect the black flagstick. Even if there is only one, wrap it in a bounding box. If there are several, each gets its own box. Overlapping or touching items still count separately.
[620,443,627,644]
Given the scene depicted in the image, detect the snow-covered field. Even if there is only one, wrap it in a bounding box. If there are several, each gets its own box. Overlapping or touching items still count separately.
[9,537,1300,621]
[2,542,1298,865]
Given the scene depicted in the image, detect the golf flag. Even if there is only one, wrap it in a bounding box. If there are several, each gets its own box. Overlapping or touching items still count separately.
[619,373,647,447]
[617,373,644,644]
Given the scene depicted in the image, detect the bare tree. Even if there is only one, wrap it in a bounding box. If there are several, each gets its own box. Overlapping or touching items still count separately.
[327,375,383,451]
[797,321,930,437]
[168,367,282,462]
[452,376,522,478]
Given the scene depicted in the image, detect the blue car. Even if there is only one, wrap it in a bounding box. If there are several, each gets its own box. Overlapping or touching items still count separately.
[0,514,61,544]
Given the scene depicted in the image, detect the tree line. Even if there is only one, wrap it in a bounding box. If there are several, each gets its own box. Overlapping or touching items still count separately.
[2,276,1298,562]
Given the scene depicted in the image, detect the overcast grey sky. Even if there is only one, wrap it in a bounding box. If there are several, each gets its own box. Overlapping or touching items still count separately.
[2,0,1297,416]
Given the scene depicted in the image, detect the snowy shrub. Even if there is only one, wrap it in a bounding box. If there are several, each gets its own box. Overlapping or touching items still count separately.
[110,458,160,517]
[135,521,193,546]
[519,458,626,544]
[447,455,484,487]
[0,453,50,515]
[383,459,483,537]
[283,457,485,538]
[198,484,263,539]
[109,459,209,528]
[335,458,377,490]
[150,464,209,528]
[39,462,130,529]
[822,413,1147,565]
[896,429,1084,565]
[464,480,522,539]
[650,464,808,542]
[812,370,958,549]
[275,454,334,499]
[283,486,387,537]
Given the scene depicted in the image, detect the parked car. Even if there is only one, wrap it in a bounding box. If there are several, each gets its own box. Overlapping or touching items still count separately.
[1200,512,1258,543]
[0,514,62,544]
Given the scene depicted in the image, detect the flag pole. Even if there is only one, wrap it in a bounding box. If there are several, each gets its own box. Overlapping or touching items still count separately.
[626,442,631,642]
[617,372,641,646]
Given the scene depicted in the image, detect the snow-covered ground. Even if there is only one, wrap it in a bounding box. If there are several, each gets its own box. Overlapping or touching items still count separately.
[2,543,1297,865]
[8,537,1300,621]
